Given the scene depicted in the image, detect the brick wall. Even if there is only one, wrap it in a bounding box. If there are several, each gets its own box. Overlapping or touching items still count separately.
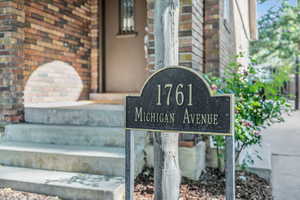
[219,0,235,75]
[23,0,92,104]
[0,0,25,123]
[90,0,100,93]
[146,0,204,71]
[204,0,235,76]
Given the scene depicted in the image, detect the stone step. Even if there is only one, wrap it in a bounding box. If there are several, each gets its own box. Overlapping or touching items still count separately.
[25,102,124,127]
[4,124,127,147]
[0,142,125,176]
[89,93,138,104]
[0,166,125,200]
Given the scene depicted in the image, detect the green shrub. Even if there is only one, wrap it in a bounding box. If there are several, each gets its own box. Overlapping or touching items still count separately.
[204,55,291,169]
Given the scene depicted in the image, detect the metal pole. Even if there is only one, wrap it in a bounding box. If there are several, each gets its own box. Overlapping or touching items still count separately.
[226,95,235,200]
[296,57,299,110]
[225,136,236,200]
[125,129,134,200]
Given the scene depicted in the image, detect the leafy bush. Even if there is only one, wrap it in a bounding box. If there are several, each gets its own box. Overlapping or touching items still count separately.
[204,56,291,169]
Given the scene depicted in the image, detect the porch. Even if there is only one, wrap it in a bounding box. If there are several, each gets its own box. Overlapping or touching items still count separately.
[0,100,206,199]
[0,0,205,199]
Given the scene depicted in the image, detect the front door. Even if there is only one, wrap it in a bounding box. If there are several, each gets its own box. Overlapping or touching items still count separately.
[105,0,148,93]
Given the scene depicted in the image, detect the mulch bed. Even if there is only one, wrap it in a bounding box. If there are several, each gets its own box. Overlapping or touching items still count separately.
[134,167,272,200]
[0,188,61,200]
[0,167,272,200]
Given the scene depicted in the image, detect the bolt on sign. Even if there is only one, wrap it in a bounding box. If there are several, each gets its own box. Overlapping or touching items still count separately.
[125,66,236,200]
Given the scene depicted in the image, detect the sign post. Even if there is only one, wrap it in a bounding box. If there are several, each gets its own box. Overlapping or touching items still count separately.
[125,66,235,200]
[125,129,134,200]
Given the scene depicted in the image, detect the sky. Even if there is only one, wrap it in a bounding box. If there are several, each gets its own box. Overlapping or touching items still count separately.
[258,0,297,18]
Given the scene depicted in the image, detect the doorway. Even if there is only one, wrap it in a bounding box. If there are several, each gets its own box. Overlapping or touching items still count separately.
[103,0,148,93]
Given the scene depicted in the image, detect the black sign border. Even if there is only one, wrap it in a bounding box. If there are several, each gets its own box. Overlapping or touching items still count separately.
[125,66,235,136]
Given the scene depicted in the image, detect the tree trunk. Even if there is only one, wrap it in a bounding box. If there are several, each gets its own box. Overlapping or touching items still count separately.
[153,0,181,200]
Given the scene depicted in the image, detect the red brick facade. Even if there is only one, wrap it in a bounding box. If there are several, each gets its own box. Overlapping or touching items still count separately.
[24,0,92,103]
[90,0,100,93]
[146,0,204,71]
[0,0,236,124]
[204,0,235,75]
[0,0,25,124]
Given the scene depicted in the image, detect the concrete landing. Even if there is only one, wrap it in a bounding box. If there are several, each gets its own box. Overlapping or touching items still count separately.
[0,166,125,200]
[24,102,124,127]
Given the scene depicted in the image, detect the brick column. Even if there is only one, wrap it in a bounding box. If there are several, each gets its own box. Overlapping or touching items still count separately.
[146,0,204,71]
[0,0,25,124]
[204,0,235,76]
[90,0,101,93]
[203,0,220,75]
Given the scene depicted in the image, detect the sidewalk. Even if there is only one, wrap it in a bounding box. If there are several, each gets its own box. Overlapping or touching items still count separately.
[263,111,300,200]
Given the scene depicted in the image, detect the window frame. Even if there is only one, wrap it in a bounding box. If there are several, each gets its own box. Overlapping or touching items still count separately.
[118,0,137,36]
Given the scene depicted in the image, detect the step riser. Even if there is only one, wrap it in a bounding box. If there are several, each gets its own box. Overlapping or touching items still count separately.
[0,150,125,176]
[0,166,125,200]
[0,180,124,200]
[5,125,125,147]
[4,125,148,148]
[25,107,124,127]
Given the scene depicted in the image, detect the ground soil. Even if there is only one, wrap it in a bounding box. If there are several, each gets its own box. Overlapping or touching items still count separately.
[134,167,272,200]
[0,188,61,200]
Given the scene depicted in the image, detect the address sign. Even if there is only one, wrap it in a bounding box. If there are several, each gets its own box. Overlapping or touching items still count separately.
[125,66,234,136]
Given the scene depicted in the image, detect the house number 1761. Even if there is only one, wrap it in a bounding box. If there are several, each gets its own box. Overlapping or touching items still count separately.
[156,84,193,106]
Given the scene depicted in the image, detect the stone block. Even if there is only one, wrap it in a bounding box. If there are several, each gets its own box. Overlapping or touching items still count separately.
[145,141,206,180]
[239,143,272,183]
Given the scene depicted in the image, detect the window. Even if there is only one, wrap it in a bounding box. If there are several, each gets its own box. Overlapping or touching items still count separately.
[119,0,135,34]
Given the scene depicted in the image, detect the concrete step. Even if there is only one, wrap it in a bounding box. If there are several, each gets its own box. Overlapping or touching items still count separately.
[0,142,125,176]
[4,124,147,148]
[0,166,125,200]
[25,102,124,127]
[4,124,127,147]
[89,93,138,104]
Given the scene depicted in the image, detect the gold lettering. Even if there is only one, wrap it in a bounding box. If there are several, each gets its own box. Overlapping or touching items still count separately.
[150,112,156,122]
[135,107,143,122]
[213,114,218,125]
[190,113,195,124]
[164,113,169,123]
[146,113,151,122]
[201,114,206,124]
[196,114,201,124]
[183,108,190,124]
[169,113,175,124]
[207,114,213,124]
[188,84,193,106]
[159,113,164,123]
